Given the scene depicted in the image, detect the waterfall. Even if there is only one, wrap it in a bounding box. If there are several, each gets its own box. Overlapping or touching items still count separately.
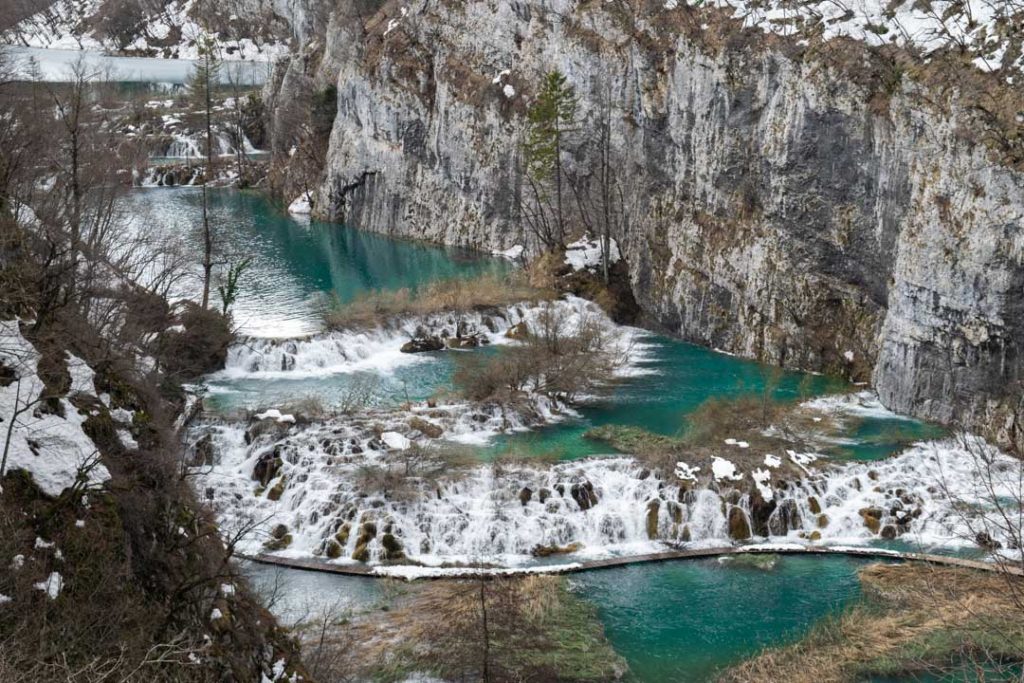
[219,297,650,380]
[193,421,1023,566]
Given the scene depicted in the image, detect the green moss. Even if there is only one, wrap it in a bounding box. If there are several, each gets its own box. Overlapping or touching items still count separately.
[266,478,286,501]
[585,424,681,455]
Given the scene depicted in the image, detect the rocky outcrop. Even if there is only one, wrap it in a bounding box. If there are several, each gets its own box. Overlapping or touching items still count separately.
[267,0,1024,451]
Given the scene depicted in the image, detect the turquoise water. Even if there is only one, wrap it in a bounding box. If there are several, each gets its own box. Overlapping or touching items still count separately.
[573,555,874,682]
[133,188,937,459]
[136,188,946,681]
[124,188,506,337]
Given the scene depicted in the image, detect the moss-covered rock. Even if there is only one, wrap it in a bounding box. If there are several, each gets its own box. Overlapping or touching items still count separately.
[728,506,752,541]
[409,416,444,438]
[646,499,661,539]
[266,478,286,501]
[531,542,583,557]
[380,533,405,561]
[264,524,292,551]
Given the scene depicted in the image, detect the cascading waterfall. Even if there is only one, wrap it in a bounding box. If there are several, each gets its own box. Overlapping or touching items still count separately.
[193,406,1024,566]
[219,296,648,379]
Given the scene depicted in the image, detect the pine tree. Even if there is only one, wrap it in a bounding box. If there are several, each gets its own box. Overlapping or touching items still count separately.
[523,70,577,247]
[187,35,221,309]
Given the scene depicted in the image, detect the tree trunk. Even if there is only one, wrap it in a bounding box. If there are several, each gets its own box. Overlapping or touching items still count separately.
[200,55,214,310]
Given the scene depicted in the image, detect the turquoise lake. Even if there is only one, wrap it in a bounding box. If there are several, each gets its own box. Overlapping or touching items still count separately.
[139,187,941,680]
[128,189,937,460]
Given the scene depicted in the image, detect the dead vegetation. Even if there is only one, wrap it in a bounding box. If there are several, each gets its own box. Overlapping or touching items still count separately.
[720,562,1024,682]
[585,374,845,481]
[323,271,552,330]
[294,575,627,682]
[453,300,626,405]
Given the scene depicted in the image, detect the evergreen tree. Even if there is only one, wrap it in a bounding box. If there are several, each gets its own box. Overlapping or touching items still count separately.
[186,35,221,309]
[523,70,577,247]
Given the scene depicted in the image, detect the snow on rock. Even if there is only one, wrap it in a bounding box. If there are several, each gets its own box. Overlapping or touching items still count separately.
[10,555,24,570]
[0,321,109,497]
[34,572,63,600]
[210,607,223,621]
[502,84,516,98]
[381,431,411,450]
[255,409,296,424]
[287,194,312,215]
[751,468,773,500]
[117,429,140,450]
[564,234,620,272]
[66,353,95,395]
[763,454,781,468]
[675,461,701,482]
[5,0,291,62]
[711,456,744,482]
[802,390,911,421]
[492,244,524,260]
[666,0,1023,75]
[0,594,11,606]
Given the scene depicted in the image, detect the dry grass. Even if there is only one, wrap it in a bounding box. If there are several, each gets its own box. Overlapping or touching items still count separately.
[303,575,626,682]
[323,272,552,329]
[720,563,1024,682]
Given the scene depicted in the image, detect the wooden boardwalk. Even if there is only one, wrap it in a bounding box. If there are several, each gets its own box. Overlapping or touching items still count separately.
[239,544,1024,581]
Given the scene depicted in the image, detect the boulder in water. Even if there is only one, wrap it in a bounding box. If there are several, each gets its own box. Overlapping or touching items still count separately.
[570,481,599,510]
[401,337,445,353]
[505,321,529,339]
[531,542,582,557]
[192,433,214,466]
[519,487,533,505]
[975,531,1002,550]
[252,451,282,486]
[409,416,444,438]
[646,499,661,539]
[264,524,292,551]
[380,533,405,561]
[728,506,752,541]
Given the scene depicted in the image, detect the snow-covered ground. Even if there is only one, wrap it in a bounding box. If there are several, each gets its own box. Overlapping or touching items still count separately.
[0,320,109,497]
[4,0,289,62]
[665,0,1022,77]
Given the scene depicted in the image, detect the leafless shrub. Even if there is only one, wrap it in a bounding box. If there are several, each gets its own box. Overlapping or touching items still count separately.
[454,302,625,404]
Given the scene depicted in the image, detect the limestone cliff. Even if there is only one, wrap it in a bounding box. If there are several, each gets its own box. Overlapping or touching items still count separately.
[266,0,1024,452]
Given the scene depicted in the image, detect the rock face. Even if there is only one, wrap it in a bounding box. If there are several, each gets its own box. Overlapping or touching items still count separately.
[267,0,1024,451]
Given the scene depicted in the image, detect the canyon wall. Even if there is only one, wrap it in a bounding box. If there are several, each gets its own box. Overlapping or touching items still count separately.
[268,0,1024,451]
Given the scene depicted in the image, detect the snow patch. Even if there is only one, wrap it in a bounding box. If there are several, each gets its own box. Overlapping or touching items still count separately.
[34,572,63,600]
